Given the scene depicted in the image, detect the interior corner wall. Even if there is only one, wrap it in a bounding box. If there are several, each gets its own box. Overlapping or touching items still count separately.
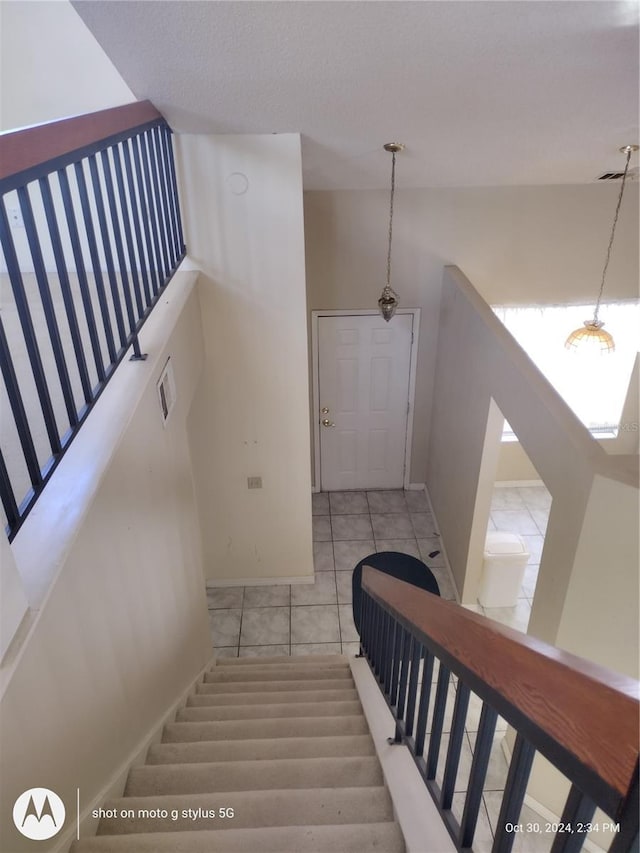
[426,267,606,645]
[0,0,134,131]
[176,134,313,583]
[303,184,638,488]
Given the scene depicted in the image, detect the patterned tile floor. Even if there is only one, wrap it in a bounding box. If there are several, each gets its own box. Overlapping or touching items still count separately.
[205,485,558,853]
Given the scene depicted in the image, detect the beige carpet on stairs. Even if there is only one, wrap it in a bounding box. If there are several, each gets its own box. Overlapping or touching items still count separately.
[70,654,406,852]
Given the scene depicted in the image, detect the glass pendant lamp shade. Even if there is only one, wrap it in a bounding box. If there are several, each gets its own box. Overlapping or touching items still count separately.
[565,320,615,353]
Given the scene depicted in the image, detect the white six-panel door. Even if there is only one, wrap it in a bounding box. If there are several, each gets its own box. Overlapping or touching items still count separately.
[317,313,414,491]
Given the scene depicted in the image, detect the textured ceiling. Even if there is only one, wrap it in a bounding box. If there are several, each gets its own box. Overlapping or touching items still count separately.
[73,0,639,189]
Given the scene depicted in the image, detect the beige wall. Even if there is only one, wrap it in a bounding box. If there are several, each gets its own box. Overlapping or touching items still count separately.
[0,275,211,852]
[0,536,28,664]
[176,134,313,583]
[304,184,639,484]
[558,474,639,678]
[0,0,134,131]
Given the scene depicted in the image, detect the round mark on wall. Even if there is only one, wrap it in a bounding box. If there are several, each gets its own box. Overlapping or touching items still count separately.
[227,172,249,195]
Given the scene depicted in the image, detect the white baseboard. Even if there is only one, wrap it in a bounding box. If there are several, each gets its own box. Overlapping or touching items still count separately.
[206,574,314,588]
[406,482,426,491]
[54,657,214,853]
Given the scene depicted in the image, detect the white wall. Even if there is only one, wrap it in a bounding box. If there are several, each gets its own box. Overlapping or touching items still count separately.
[176,134,313,583]
[0,273,211,852]
[0,0,134,131]
[304,183,639,484]
[0,535,28,664]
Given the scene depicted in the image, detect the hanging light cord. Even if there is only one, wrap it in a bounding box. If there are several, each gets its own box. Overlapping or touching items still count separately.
[593,146,633,324]
[385,150,396,292]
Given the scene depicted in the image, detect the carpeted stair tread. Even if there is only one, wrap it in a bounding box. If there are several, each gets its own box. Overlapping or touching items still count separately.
[215,653,347,667]
[71,821,404,852]
[78,656,406,851]
[204,666,352,682]
[176,699,362,722]
[162,714,369,743]
[188,687,359,706]
[197,677,353,693]
[97,787,394,834]
[146,734,376,765]
[125,755,383,796]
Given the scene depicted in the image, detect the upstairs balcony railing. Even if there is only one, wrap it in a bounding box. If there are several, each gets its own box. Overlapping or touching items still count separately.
[360,566,639,853]
[0,101,185,540]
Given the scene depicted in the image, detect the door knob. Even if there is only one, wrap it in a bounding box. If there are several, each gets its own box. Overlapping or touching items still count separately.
[321,418,335,428]
[321,407,330,414]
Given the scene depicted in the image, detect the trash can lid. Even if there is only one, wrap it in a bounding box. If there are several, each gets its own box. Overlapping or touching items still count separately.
[484,531,528,557]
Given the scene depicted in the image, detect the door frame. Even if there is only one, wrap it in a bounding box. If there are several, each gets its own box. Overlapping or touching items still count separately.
[311,308,421,493]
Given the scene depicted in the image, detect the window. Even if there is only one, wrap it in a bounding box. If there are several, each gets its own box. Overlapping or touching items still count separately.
[492,302,639,439]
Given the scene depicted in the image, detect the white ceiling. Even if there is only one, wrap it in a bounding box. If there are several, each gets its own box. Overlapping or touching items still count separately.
[73,0,639,190]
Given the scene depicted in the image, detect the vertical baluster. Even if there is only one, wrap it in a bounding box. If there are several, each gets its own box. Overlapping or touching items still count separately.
[0,447,20,533]
[389,617,403,708]
[426,662,451,780]
[152,125,177,268]
[492,734,536,853]
[121,139,152,310]
[404,639,423,738]
[396,630,413,720]
[0,313,42,493]
[0,199,61,456]
[162,125,185,253]
[86,155,128,350]
[459,701,498,849]
[549,785,596,853]
[131,134,161,295]
[441,681,471,809]
[39,175,92,406]
[414,651,435,757]
[142,130,170,279]
[73,161,118,365]
[99,150,144,360]
[382,611,393,693]
[18,185,78,429]
[160,125,184,256]
[57,167,106,384]
[370,602,381,676]
[111,144,145,321]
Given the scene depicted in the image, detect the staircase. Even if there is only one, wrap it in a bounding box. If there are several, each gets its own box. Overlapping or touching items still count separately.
[70,654,406,852]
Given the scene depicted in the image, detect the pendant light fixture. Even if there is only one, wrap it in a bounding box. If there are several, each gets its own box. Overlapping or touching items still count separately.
[565,144,639,353]
[378,142,404,321]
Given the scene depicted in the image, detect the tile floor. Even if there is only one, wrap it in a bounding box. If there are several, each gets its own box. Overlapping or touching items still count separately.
[482,483,551,633]
[207,488,457,659]
[206,485,557,853]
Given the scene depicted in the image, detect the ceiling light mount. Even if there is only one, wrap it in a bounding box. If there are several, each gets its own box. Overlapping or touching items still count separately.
[565,143,638,353]
[378,142,405,321]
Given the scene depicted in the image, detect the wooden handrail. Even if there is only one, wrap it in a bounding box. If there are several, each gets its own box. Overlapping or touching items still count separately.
[0,100,163,183]
[362,566,639,811]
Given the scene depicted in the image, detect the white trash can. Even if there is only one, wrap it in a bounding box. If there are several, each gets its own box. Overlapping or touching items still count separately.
[478,531,530,608]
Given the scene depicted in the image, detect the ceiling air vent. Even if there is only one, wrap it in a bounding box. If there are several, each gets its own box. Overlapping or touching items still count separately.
[596,166,639,181]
